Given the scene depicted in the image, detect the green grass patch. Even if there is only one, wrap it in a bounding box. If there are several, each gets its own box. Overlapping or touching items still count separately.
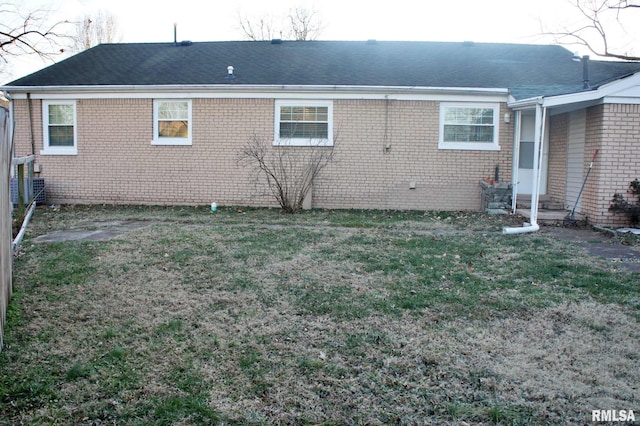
[1,205,638,424]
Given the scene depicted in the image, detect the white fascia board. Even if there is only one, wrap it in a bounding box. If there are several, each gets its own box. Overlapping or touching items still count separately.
[603,96,640,104]
[602,82,640,104]
[542,71,640,108]
[541,90,603,108]
[3,84,509,102]
[507,72,640,110]
[507,96,543,110]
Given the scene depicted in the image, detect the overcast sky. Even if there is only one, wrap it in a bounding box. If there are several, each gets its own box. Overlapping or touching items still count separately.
[3,0,639,84]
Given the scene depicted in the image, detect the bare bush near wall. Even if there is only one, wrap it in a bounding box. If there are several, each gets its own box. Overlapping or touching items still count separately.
[238,134,336,213]
[0,108,12,351]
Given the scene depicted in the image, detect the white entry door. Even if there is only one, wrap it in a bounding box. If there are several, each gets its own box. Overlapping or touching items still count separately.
[517,112,548,195]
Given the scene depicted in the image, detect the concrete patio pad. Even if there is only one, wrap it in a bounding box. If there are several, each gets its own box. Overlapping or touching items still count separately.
[32,220,160,243]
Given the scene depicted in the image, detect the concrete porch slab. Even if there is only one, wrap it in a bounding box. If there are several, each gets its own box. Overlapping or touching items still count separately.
[516,208,587,225]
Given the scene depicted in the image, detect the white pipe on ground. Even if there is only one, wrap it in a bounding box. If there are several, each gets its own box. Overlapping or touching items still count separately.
[12,201,35,253]
[503,223,540,234]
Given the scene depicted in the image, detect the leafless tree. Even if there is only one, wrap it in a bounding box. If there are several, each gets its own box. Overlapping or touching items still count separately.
[238,6,323,41]
[0,1,70,63]
[288,7,323,41]
[543,0,640,60]
[237,134,337,213]
[72,10,121,52]
[238,14,280,41]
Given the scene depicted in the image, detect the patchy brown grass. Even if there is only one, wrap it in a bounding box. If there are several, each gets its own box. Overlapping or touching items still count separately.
[1,206,638,424]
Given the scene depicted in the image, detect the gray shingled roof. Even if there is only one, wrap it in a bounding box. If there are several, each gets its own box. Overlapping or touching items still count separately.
[6,40,640,99]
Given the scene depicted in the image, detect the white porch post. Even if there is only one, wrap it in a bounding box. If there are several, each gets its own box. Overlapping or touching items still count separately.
[511,110,522,213]
[503,103,546,234]
[529,103,546,225]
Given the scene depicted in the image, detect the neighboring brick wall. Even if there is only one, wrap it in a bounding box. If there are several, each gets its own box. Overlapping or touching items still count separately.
[588,104,640,227]
[547,113,568,205]
[11,97,514,211]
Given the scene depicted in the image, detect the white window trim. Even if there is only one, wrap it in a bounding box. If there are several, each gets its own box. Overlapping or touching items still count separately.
[274,100,333,147]
[41,100,78,155]
[438,102,500,151]
[152,99,192,146]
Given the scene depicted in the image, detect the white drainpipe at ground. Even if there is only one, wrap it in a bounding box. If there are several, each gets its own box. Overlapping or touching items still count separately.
[503,103,546,235]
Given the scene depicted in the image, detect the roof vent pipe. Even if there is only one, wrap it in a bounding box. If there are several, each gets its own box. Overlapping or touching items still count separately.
[582,55,590,89]
[227,66,235,78]
[572,53,590,89]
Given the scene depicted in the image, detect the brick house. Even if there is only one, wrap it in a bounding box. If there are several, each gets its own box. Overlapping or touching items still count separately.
[2,40,640,227]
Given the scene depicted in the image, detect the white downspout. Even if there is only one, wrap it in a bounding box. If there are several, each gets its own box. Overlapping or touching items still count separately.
[503,103,546,234]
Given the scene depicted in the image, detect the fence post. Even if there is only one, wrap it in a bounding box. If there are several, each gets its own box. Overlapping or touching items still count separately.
[0,108,12,351]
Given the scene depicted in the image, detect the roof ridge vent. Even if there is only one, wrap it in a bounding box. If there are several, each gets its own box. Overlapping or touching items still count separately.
[271,38,283,45]
[366,39,377,45]
[463,40,475,47]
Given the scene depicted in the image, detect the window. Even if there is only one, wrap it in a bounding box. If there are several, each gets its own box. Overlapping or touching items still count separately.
[274,100,333,146]
[439,103,500,151]
[41,100,77,155]
[152,100,192,145]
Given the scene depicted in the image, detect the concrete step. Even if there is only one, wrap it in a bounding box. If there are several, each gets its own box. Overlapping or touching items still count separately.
[516,195,564,211]
[516,208,587,227]
[542,201,565,210]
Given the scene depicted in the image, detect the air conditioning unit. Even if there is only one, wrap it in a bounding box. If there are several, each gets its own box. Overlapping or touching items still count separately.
[10,178,46,205]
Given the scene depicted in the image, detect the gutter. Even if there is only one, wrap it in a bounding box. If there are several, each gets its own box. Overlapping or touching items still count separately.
[1,84,510,99]
[507,96,543,110]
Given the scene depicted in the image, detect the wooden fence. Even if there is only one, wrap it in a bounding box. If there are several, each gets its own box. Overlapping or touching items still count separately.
[0,107,12,350]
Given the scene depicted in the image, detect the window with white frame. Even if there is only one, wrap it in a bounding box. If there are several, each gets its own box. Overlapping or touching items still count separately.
[41,100,77,155]
[152,100,192,145]
[274,100,333,146]
[439,103,500,151]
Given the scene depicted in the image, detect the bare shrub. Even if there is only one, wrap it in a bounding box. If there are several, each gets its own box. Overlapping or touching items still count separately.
[609,178,640,225]
[238,134,336,213]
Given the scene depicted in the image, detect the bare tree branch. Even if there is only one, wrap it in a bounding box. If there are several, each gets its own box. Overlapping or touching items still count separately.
[238,13,279,41]
[237,5,323,41]
[71,10,121,52]
[237,132,337,213]
[289,7,323,41]
[542,0,640,61]
[0,2,70,63]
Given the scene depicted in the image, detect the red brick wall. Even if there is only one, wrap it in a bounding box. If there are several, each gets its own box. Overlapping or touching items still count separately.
[11,97,514,211]
[540,104,640,227]
[589,104,640,227]
[547,113,568,205]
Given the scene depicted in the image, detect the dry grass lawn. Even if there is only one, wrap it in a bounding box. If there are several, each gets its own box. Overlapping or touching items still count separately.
[1,205,638,425]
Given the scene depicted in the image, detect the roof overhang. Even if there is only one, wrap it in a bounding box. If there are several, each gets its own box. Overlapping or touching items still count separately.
[507,71,640,113]
[1,84,510,102]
